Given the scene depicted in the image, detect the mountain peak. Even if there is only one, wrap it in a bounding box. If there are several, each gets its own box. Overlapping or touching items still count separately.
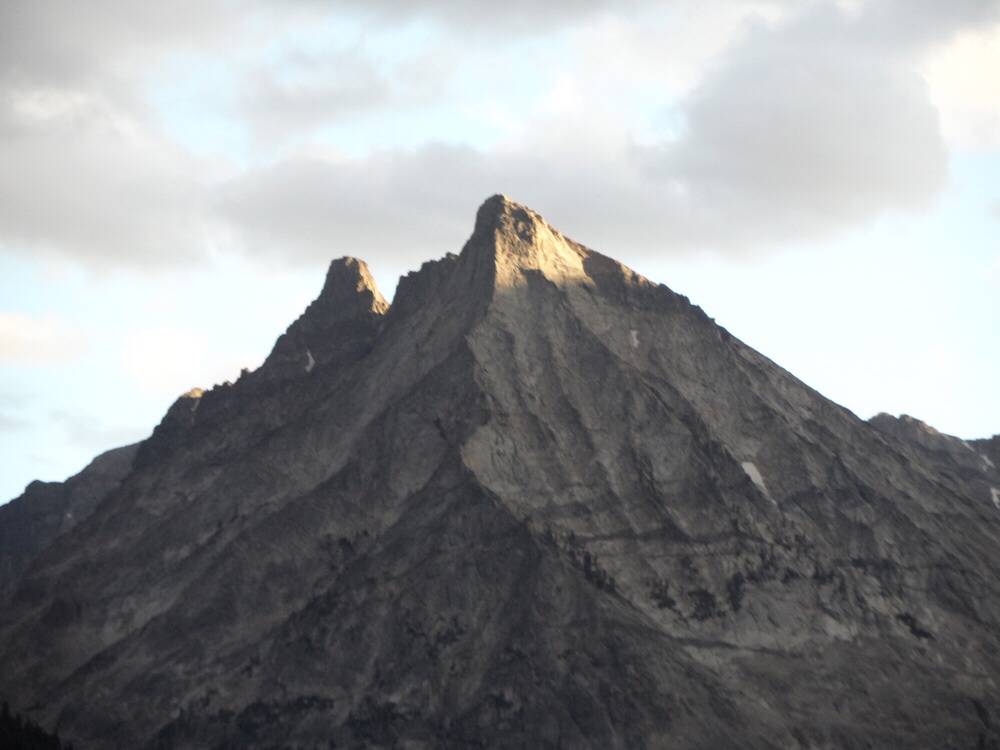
[472,194,541,235]
[387,195,590,327]
[252,256,388,384]
[470,194,567,252]
[460,194,595,294]
[315,256,388,318]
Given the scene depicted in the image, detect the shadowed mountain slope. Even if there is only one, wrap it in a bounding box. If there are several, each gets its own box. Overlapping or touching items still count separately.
[1,196,999,749]
[0,443,139,600]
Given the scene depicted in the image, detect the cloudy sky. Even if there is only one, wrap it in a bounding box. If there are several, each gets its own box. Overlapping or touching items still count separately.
[1,0,998,502]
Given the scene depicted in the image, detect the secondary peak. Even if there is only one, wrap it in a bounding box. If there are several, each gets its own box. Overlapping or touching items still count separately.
[317,257,388,317]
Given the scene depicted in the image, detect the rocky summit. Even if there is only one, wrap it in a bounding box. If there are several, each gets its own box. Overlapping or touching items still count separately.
[1,195,999,749]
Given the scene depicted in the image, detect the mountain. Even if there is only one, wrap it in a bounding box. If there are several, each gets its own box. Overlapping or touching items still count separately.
[1,195,999,749]
[869,413,999,491]
[975,434,1000,472]
[0,443,139,599]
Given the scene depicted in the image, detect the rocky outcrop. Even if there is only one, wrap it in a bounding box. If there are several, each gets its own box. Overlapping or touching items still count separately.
[869,412,994,470]
[254,256,389,383]
[972,434,1000,472]
[0,443,139,599]
[869,412,1000,511]
[1,196,999,749]
[133,258,389,473]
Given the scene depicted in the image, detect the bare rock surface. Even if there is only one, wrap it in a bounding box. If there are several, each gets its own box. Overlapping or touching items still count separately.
[0,442,139,599]
[869,412,1000,513]
[975,434,1000,471]
[1,196,999,749]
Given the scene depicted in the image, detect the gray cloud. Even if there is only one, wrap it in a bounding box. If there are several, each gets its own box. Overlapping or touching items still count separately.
[1,0,997,271]
[852,0,1000,51]
[289,0,647,35]
[213,145,485,264]
[638,6,950,249]
[0,0,239,267]
[209,132,731,267]
[234,49,393,147]
[0,99,214,267]
[2,0,994,94]
[212,14,953,266]
[190,0,1000,265]
[0,412,29,432]
[0,0,648,91]
[0,1,244,89]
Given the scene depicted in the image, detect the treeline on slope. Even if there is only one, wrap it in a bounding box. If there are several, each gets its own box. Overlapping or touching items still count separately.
[1,702,73,750]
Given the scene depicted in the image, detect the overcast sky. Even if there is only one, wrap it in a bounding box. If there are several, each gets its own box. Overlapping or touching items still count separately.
[1,0,998,502]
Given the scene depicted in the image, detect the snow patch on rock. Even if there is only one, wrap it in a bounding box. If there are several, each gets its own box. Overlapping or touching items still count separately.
[991,487,1000,509]
[305,349,316,373]
[630,329,639,349]
[742,461,768,494]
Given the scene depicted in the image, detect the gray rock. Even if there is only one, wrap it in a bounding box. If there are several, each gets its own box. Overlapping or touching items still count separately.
[1,195,999,749]
[0,442,139,600]
[869,412,1000,510]
[971,435,1000,473]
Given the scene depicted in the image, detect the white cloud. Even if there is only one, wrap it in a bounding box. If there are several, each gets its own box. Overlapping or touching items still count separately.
[0,0,997,272]
[570,2,784,97]
[0,1,251,86]
[209,0,1000,265]
[212,8,953,265]
[541,70,584,115]
[121,326,213,397]
[0,83,221,268]
[0,313,87,365]
[121,325,258,397]
[922,22,1000,150]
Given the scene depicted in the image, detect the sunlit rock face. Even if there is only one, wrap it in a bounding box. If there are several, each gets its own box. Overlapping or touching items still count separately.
[2,195,1000,749]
